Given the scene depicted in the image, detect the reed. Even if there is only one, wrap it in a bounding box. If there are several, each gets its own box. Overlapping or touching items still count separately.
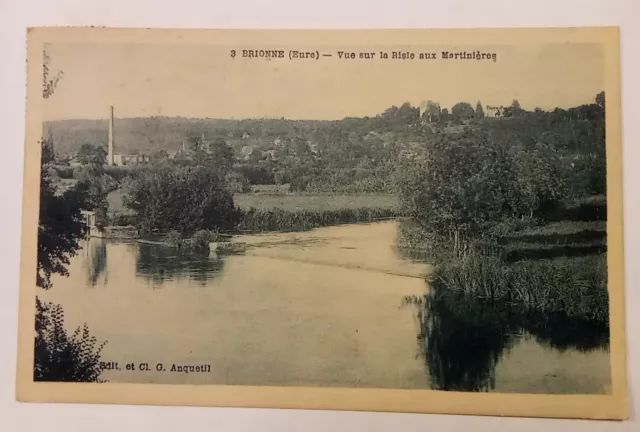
[236,206,400,232]
[431,252,608,323]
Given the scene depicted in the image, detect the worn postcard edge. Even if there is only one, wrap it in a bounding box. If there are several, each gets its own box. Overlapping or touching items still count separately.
[15,26,628,420]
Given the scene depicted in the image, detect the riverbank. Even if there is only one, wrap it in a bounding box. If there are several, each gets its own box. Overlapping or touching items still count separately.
[416,219,609,324]
[106,188,403,234]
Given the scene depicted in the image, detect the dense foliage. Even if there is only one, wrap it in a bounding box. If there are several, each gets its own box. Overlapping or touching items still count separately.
[36,142,107,382]
[76,143,107,165]
[36,59,107,382]
[397,93,606,254]
[34,298,106,382]
[45,93,606,198]
[37,162,90,289]
[122,165,238,234]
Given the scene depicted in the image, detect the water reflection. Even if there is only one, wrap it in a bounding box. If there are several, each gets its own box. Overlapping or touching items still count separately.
[85,240,108,286]
[135,243,226,286]
[46,223,610,391]
[403,291,610,392]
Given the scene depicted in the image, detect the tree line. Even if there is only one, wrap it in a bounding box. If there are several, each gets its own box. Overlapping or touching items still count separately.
[396,92,606,256]
[45,95,596,195]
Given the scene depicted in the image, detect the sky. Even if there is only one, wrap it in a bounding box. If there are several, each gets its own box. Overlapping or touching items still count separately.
[42,42,604,121]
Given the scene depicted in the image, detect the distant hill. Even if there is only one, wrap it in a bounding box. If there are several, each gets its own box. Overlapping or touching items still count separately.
[42,102,604,163]
[43,117,332,157]
[42,100,605,196]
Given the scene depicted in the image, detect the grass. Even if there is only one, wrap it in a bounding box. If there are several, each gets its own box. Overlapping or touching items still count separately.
[247,184,291,194]
[495,220,607,262]
[506,220,606,238]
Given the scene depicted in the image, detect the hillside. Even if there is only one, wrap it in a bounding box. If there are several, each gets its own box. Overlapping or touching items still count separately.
[43,99,605,195]
[43,117,332,156]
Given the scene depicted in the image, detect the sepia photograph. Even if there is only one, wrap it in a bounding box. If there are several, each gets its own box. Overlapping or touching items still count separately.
[16,27,627,419]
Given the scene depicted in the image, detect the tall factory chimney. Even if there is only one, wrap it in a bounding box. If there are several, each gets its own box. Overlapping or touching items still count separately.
[108,106,115,166]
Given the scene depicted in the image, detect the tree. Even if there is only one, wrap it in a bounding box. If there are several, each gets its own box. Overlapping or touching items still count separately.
[74,164,120,227]
[424,100,441,122]
[34,298,106,382]
[475,101,485,119]
[397,130,513,255]
[37,157,91,289]
[186,134,210,166]
[77,144,106,165]
[504,99,524,117]
[122,165,238,234]
[508,142,567,217]
[596,91,605,108]
[382,102,420,125]
[151,149,169,163]
[293,136,311,158]
[41,138,56,164]
[440,108,450,123]
[36,51,106,383]
[209,137,235,172]
[451,102,475,123]
[42,48,64,99]
[225,171,251,193]
[382,105,399,119]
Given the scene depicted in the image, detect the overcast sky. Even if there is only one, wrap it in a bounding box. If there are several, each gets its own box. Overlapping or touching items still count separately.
[42,42,604,121]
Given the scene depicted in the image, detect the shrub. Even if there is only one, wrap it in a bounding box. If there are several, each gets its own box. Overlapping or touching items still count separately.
[165,230,183,248]
[164,229,216,252]
[191,229,214,251]
[34,297,106,382]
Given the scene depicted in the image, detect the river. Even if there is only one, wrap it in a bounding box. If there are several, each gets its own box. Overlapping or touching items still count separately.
[40,221,611,393]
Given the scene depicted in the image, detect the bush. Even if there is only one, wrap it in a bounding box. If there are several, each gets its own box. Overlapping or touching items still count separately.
[165,230,183,248]
[103,165,131,182]
[164,229,216,252]
[191,229,214,251]
[34,297,106,382]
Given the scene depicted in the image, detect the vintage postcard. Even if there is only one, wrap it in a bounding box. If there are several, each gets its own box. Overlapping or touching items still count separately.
[16,27,627,419]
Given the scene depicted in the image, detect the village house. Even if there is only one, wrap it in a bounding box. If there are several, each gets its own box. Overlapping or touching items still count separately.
[113,154,150,166]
